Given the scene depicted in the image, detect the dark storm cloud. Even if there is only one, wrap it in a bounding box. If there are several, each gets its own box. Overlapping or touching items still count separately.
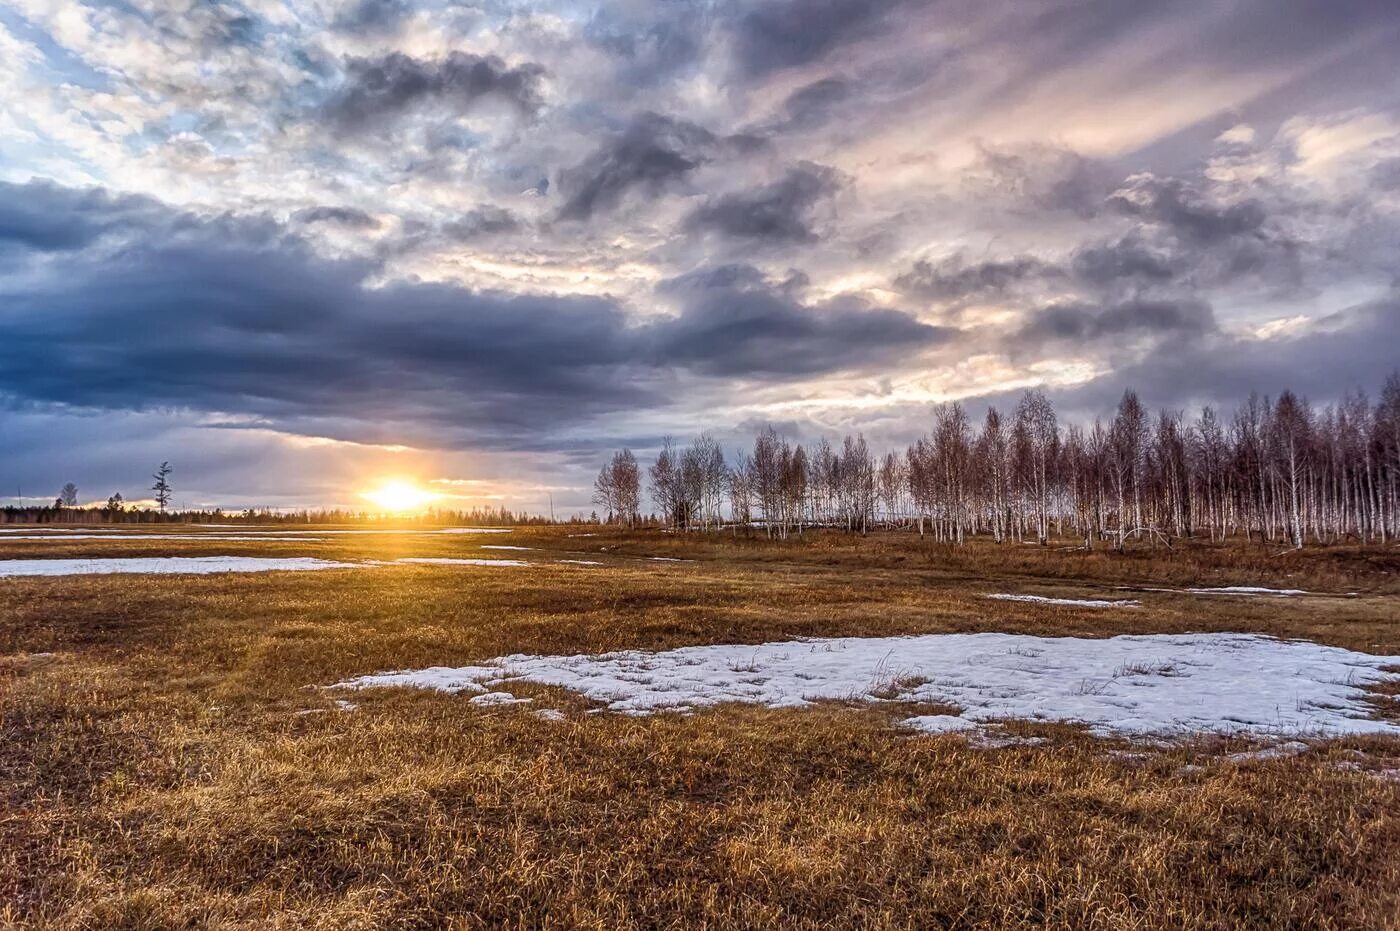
[557,113,761,221]
[441,206,521,240]
[1069,237,1177,286]
[388,206,523,256]
[1109,176,1269,246]
[1110,175,1309,288]
[322,52,545,133]
[293,205,380,229]
[655,264,952,376]
[0,182,938,449]
[0,182,155,252]
[1016,298,1216,346]
[683,163,841,243]
[895,255,1059,304]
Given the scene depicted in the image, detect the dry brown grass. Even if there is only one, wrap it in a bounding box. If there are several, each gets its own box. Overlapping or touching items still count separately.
[2,528,1398,928]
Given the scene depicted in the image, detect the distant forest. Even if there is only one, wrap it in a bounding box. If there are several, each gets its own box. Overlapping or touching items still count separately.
[0,504,558,528]
[593,374,1400,549]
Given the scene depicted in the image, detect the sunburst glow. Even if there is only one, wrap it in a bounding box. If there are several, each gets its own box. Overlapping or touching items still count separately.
[361,480,439,513]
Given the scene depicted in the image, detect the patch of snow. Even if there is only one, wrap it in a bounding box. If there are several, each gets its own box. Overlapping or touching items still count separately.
[533,708,567,721]
[966,731,1050,749]
[646,557,691,562]
[469,691,533,707]
[435,528,513,535]
[1220,740,1310,764]
[0,557,362,577]
[335,632,1400,739]
[333,699,359,712]
[0,534,327,541]
[558,559,604,566]
[987,594,1140,608]
[395,558,528,567]
[1107,749,1150,762]
[340,666,489,694]
[1187,586,1309,597]
[1332,761,1400,781]
[902,714,980,734]
[0,528,112,533]
[481,545,535,551]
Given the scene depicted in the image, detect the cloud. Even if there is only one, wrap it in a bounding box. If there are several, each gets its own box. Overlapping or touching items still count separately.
[333,0,413,34]
[654,264,952,376]
[683,162,841,243]
[1039,293,1400,416]
[322,52,546,134]
[895,255,1060,304]
[293,206,381,229]
[583,4,710,88]
[389,206,523,255]
[764,77,852,134]
[1108,174,1268,246]
[441,206,521,240]
[1015,298,1217,347]
[728,0,913,77]
[970,143,1118,218]
[557,112,759,220]
[1068,237,1177,287]
[0,182,155,252]
[1369,156,1400,191]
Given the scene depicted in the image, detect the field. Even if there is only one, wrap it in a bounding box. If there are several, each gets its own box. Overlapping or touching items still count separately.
[2,526,1399,929]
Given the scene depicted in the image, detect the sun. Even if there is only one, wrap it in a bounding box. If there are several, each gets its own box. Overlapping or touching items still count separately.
[361,479,439,513]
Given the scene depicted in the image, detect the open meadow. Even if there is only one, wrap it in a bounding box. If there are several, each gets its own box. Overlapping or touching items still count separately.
[2,525,1399,929]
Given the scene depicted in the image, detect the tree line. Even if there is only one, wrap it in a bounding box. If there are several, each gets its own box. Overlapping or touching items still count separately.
[0,503,566,527]
[593,374,1400,549]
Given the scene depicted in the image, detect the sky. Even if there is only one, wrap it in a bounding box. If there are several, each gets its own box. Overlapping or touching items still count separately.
[1,0,1398,513]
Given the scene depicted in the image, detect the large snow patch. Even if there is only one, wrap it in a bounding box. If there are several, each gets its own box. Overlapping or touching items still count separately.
[0,557,362,576]
[336,632,1400,738]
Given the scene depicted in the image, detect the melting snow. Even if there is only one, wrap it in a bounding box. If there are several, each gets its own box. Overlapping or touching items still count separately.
[0,557,361,576]
[558,559,604,566]
[335,632,1400,739]
[470,691,533,706]
[1220,740,1309,764]
[481,545,535,551]
[395,557,528,567]
[0,534,327,541]
[0,527,511,536]
[435,528,513,535]
[1186,586,1308,596]
[987,594,1140,608]
[902,714,982,734]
